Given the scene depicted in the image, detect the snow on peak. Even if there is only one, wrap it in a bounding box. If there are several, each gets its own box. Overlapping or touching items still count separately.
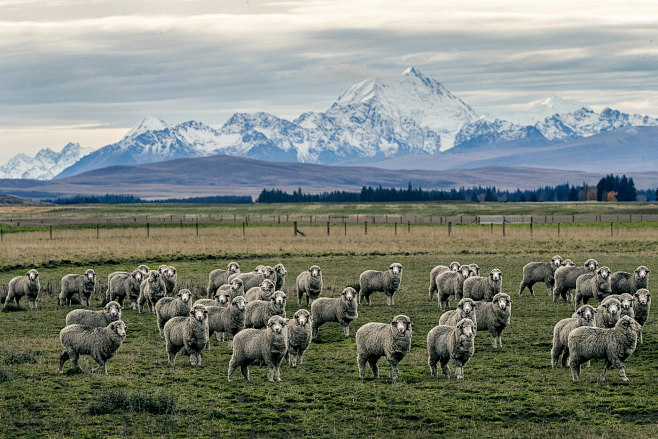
[0,142,93,180]
[528,94,586,116]
[126,116,168,138]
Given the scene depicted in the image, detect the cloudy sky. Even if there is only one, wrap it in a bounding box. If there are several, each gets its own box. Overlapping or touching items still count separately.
[1,0,657,161]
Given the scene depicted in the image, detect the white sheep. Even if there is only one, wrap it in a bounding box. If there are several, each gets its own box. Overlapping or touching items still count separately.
[244,291,287,329]
[163,304,209,366]
[356,315,412,380]
[428,261,460,300]
[155,289,194,337]
[244,279,276,302]
[106,269,143,308]
[610,265,650,295]
[474,293,511,348]
[58,320,127,375]
[65,301,122,328]
[462,269,502,302]
[359,263,403,306]
[436,265,471,311]
[59,269,97,307]
[137,270,166,314]
[310,287,359,338]
[632,289,651,344]
[207,295,246,348]
[297,265,323,306]
[551,304,596,368]
[573,267,612,309]
[230,266,277,291]
[439,298,477,328]
[273,263,287,290]
[519,255,563,296]
[207,262,240,296]
[595,297,621,328]
[427,318,476,379]
[553,259,599,303]
[286,309,313,367]
[2,269,40,309]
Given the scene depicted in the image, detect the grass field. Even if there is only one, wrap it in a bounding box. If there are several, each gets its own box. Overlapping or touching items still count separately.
[0,204,657,438]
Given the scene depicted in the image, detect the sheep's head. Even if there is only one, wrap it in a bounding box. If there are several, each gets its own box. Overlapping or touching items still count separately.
[228,262,240,274]
[469,264,480,276]
[575,304,596,323]
[272,290,287,306]
[274,263,287,277]
[635,266,650,280]
[490,269,502,282]
[253,265,266,274]
[232,295,246,311]
[85,269,96,283]
[618,293,634,310]
[633,289,651,306]
[293,309,310,326]
[158,265,168,274]
[137,265,149,275]
[342,287,357,302]
[552,255,563,267]
[309,265,322,278]
[458,298,476,316]
[603,298,620,316]
[148,270,160,283]
[456,318,475,339]
[131,270,143,283]
[231,278,243,292]
[596,267,612,294]
[263,266,276,281]
[26,269,38,282]
[104,301,122,319]
[459,265,471,279]
[389,263,403,277]
[260,279,275,293]
[178,289,192,303]
[190,305,208,322]
[449,261,460,272]
[215,292,230,305]
[267,315,286,334]
[585,259,599,272]
[109,320,127,338]
[166,266,177,278]
[617,315,642,333]
[562,259,575,267]
[391,315,412,335]
[492,293,511,311]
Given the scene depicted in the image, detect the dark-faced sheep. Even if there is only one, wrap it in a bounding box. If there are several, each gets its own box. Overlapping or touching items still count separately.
[519,255,563,296]
[59,269,97,307]
[106,270,143,308]
[296,265,324,306]
[2,269,40,310]
[58,320,127,375]
[311,287,359,338]
[474,293,511,348]
[632,289,651,344]
[286,309,313,366]
[207,262,240,297]
[66,301,122,328]
[230,266,277,291]
[155,289,194,337]
[551,304,596,368]
[427,318,476,379]
[463,269,502,302]
[244,279,276,302]
[273,263,287,290]
[573,266,612,309]
[216,278,244,300]
[359,263,403,306]
[356,315,412,380]
[595,297,621,328]
[428,262,460,300]
[207,295,246,348]
[439,298,477,328]
[610,266,650,295]
[164,304,209,366]
[437,265,471,311]
[137,270,166,314]
[553,258,599,303]
[468,264,480,277]
[244,291,287,329]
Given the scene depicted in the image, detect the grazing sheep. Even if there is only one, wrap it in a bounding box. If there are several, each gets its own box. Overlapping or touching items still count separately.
[437,265,471,311]
[519,255,563,296]
[194,291,230,309]
[553,259,599,303]
[2,269,40,309]
[163,304,209,366]
[58,320,127,375]
[297,265,324,306]
[207,296,246,347]
[59,269,97,307]
[66,301,122,328]
[273,263,287,290]
[310,287,359,338]
[356,315,412,380]
[568,315,642,382]
[106,270,143,308]
[610,266,650,295]
[595,298,621,328]
[463,269,502,302]
[207,262,240,296]
[439,298,478,328]
[468,264,480,277]
[216,278,244,300]
[574,267,612,309]
[601,293,635,319]
[428,262,460,300]
[632,289,651,344]
[155,289,194,337]
[228,315,288,382]
[137,270,166,314]
[244,279,276,302]
[359,263,403,306]
[427,318,476,379]
[474,293,511,348]
[230,266,277,291]
[551,304,596,368]
[286,309,313,366]
[244,291,287,329]
[162,266,177,296]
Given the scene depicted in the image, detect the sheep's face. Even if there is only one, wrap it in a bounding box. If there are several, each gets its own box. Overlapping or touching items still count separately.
[490,269,502,282]
[105,302,122,318]
[179,290,192,303]
[309,265,321,278]
[231,279,243,291]
[597,267,610,280]
[110,321,127,338]
[272,291,287,306]
[449,261,460,272]
[617,315,642,332]
[158,265,168,274]
[460,266,471,278]
[618,294,634,310]
[552,255,563,267]
[635,266,650,280]
[132,270,143,282]
[391,315,412,335]
[562,259,575,267]
[148,271,160,283]
[254,265,266,274]
[275,264,287,277]
[263,266,276,280]
[457,318,475,339]
[85,269,96,283]
[228,262,240,274]
[167,266,177,278]
[216,293,230,305]
[267,316,286,334]
[576,305,596,323]
[605,300,620,316]
[261,279,275,293]
[634,289,651,305]
[342,287,356,302]
[190,305,208,322]
[232,296,246,311]
[294,309,310,326]
[389,263,403,277]
[493,293,510,311]
[585,259,599,271]
[459,298,475,315]
[138,265,149,275]
[469,264,480,276]
[26,269,38,282]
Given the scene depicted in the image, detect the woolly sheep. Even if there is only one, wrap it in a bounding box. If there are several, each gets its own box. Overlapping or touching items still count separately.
[463,269,502,302]
[518,255,563,296]
[244,290,287,329]
[253,265,266,273]
[437,265,471,311]
[356,315,412,380]
[428,262,460,300]
[474,292,511,348]
[273,263,287,290]
[137,270,166,314]
[310,287,359,338]
[551,304,596,368]
[162,266,177,296]
[228,315,288,382]
[230,265,277,291]
[1,269,40,310]
[137,265,150,276]
[106,270,143,308]
[468,263,480,277]
[427,318,476,379]
[58,269,97,307]
[359,263,403,306]
[65,301,122,328]
[553,258,599,303]
[244,279,276,302]
[194,291,230,309]
[163,304,209,366]
[568,315,642,382]
[158,264,168,274]
[155,289,194,337]
[632,289,651,344]
[207,295,246,348]
[207,262,240,296]
[286,309,313,366]
[610,266,650,295]
[439,298,478,328]
[573,267,612,309]
[297,265,323,306]
[216,278,244,300]
[58,320,127,375]
[601,293,635,319]
[594,297,621,328]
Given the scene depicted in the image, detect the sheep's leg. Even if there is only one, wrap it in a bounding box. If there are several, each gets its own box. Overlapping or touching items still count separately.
[550,345,561,368]
[298,353,304,365]
[388,360,399,380]
[29,299,37,309]
[428,353,438,377]
[600,359,610,381]
[70,352,80,370]
[639,330,643,344]
[497,335,503,348]
[390,295,395,306]
[527,282,535,296]
[561,348,569,369]
[368,357,379,378]
[357,353,368,378]
[240,364,250,381]
[429,285,436,301]
[343,325,349,336]
[455,364,464,379]
[570,361,581,381]
[267,366,275,382]
[227,361,237,382]
[275,364,281,382]
[58,351,70,373]
[518,281,526,296]
[312,325,319,338]
[608,356,628,382]
[440,359,450,378]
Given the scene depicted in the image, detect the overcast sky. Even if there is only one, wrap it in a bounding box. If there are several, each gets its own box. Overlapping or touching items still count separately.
[1,0,657,161]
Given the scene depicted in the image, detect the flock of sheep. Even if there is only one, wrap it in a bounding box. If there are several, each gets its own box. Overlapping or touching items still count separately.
[0,256,651,383]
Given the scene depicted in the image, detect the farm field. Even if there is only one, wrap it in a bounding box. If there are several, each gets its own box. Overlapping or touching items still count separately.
[0,204,657,438]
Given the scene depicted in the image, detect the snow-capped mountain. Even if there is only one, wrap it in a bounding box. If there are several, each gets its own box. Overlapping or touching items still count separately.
[0,143,93,180]
[488,95,586,125]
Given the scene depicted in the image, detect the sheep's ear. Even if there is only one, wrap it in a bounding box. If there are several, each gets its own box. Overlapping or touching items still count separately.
[109,322,115,331]
[633,292,640,299]
[176,292,182,298]
[596,268,602,274]
[456,320,464,329]
[457,301,464,309]
[189,309,195,316]
[621,318,631,327]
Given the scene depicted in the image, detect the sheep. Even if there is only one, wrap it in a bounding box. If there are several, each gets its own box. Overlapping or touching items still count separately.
[155,289,194,337]
[518,255,563,296]
[610,266,650,295]
[137,270,166,314]
[573,267,612,309]
[439,298,478,328]
[632,289,651,344]
[436,265,471,311]
[359,263,403,306]
[230,265,277,291]
[162,266,177,296]
[207,262,240,296]
[551,304,596,368]
[273,263,287,290]
[244,290,287,329]
[427,318,476,379]
[463,269,502,302]
[1,269,40,310]
[563,259,575,267]
[163,304,209,366]
[228,315,288,382]
[158,264,169,274]
[601,293,635,319]
[553,258,599,303]
[594,297,621,328]
[207,295,246,347]
[474,292,511,348]
[568,315,642,382]
[310,287,359,338]
[65,301,122,328]
[194,291,230,308]
[244,279,276,302]
[428,261,460,300]
[297,265,324,306]
[253,265,266,273]
[356,315,412,380]
[58,320,127,375]
[58,269,97,307]
[286,309,313,366]
[106,269,143,308]
[137,265,150,276]
[468,263,480,277]
[216,278,244,300]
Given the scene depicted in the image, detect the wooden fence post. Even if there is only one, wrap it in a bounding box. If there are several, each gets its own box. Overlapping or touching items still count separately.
[97,224,99,239]
[530,216,533,235]
[448,222,451,236]
[50,226,52,240]
[558,223,560,237]
[364,221,368,235]
[610,222,613,237]
[344,222,347,236]
[294,222,298,237]
[502,218,506,237]
[147,223,150,238]
[327,222,330,236]
[243,222,246,237]
[395,222,397,235]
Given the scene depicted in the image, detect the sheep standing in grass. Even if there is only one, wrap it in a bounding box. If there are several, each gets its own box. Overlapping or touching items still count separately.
[164,304,209,366]
[245,279,276,302]
[519,255,563,296]
[286,309,312,366]
[207,296,246,347]
[230,266,277,291]
[296,265,323,306]
[216,278,244,300]
[463,269,502,302]
[162,266,177,296]
[311,287,359,338]
[437,265,471,311]
[427,318,476,379]
[228,315,288,382]
[155,289,194,337]
[595,297,621,328]
[194,291,230,308]
[66,301,122,328]
[574,267,612,309]
[207,262,240,297]
[439,298,477,328]
[474,293,511,348]
[568,315,642,382]
[245,291,287,329]
[137,270,166,314]
[632,289,651,344]
[58,320,127,375]
[359,263,403,306]
[468,264,480,277]
[59,269,97,307]
[106,270,143,308]
[273,263,287,290]
[428,262,460,300]
[1,269,40,310]
[356,315,412,380]
[551,304,596,368]
[553,259,599,303]
[611,266,650,295]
